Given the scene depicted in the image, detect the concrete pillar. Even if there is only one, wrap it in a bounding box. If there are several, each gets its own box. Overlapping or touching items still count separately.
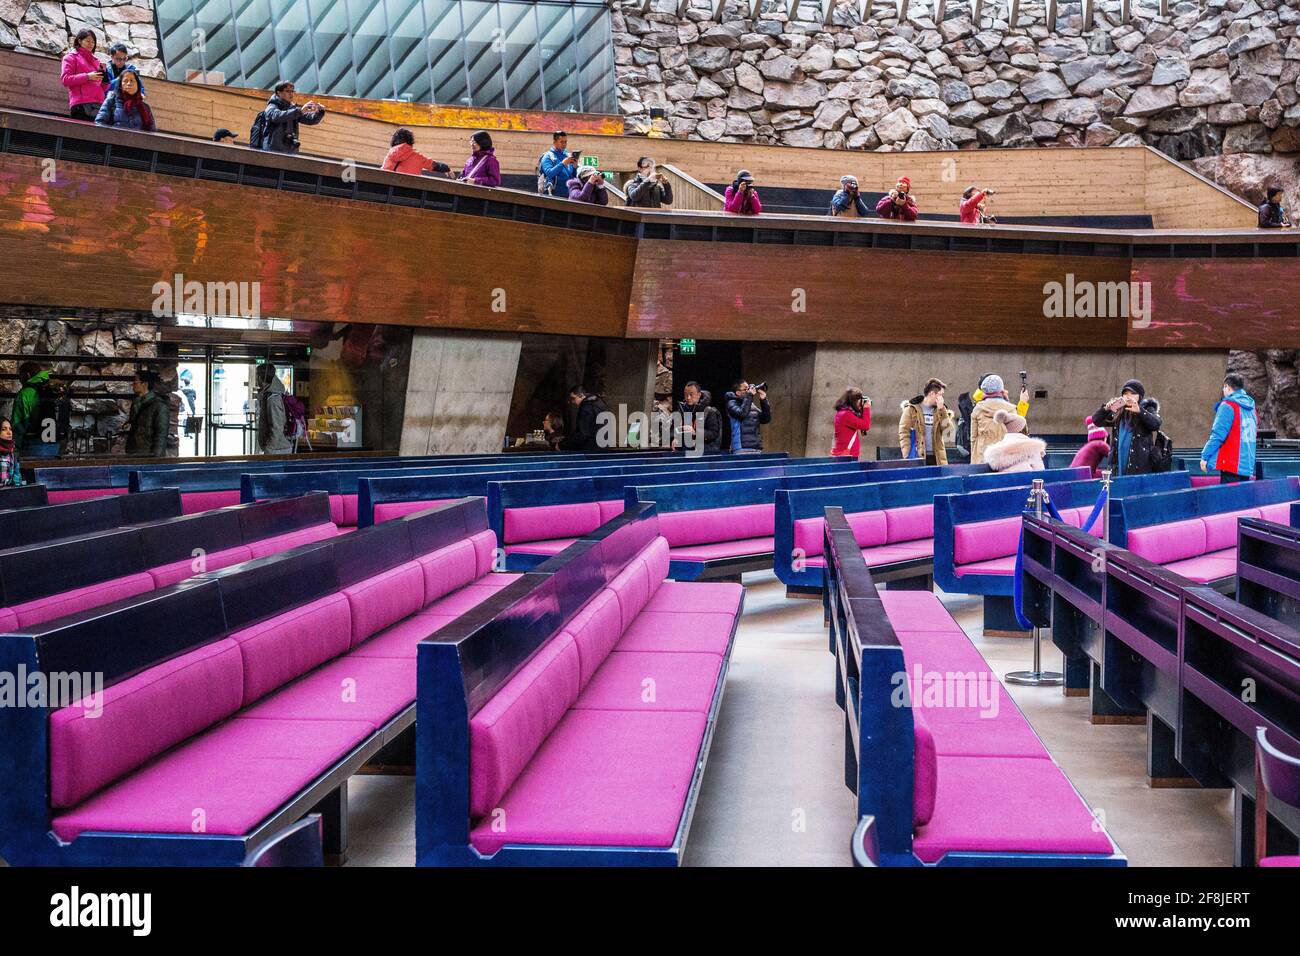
[599,339,657,445]
[400,330,523,454]
[742,342,816,455]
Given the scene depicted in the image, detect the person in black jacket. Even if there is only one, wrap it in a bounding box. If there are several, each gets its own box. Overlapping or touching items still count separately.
[1091,379,1163,476]
[560,385,608,452]
[124,369,169,457]
[725,379,771,453]
[258,80,325,154]
[674,382,721,454]
[1258,186,1293,228]
[625,156,673,209]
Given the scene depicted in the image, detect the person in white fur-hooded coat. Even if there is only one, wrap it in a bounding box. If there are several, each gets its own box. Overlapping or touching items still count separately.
[983,409,1046,473]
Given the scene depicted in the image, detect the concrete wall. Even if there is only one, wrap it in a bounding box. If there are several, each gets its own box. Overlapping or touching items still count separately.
[804,345,1230,457]
[742,341,816,455]
[400,330,522,455]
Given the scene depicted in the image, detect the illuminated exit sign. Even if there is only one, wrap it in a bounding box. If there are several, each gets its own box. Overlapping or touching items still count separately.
[679,339,696,355]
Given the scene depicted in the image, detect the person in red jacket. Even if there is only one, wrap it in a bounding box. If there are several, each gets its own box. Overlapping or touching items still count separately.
[831,387,872,458]
[959,185,996,224]
[60,29,107,120]
[382,128,450,176]
[876,176,918,221]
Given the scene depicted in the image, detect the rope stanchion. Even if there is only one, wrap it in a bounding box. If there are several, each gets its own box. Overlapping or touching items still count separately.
[1008,478,1064,687]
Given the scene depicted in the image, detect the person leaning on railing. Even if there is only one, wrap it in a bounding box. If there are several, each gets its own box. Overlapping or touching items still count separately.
[95,68,155,132]
[875,175,918,221]
[1259,186,1294,229]
[568,166,609,205]
[724,170,762,215]
[383,128,451,177]
[625,156,673,208]
[458,131,501,187]
[829,175,870,218]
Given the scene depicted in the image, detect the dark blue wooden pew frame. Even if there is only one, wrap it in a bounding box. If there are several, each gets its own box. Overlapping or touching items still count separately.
[416,501,741,866]
[0,488,182,549]
[0,483,48,509]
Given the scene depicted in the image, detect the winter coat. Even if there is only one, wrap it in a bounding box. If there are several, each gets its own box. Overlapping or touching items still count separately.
[1070,439,1111,478]
[1201,388,1257,478]
[259,94,325,154]
[725,391,770,451]
[983,432,1046,473]
[383,142,439,175]
[61,47,107,110]
[723,185,762,215]
[1259,200,1290,228]
[104,61,143,94]
[561,395,608,451]
[675,395,721,454]
[9,369,50,451]
[829,189,870,217]
[125,389,169,457]
[461,148,501,187]
[567,176,609,205]
[898,397,951,464]
[969,396,1020,465]
[538,146,573,195]
[875,192,918,221]
[1092,398,1163,476]
[258,375,293,454]
[0,445,21,487]
[625,173,673,208]
[959,190,986,224]
[831,404,872,458]
[94,89,155,131]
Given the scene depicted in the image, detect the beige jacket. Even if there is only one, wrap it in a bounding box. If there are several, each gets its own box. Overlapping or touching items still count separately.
[897,399,951,464]
[969,397,1022,465]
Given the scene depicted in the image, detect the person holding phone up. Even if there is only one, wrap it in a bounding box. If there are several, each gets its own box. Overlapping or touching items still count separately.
[61,29,108,121]
[1091,380,1164,476]
[724,171,762,215]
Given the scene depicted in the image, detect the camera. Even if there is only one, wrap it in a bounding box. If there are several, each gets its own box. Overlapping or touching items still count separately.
[752,381,767,391]
[1019,370,1028,386]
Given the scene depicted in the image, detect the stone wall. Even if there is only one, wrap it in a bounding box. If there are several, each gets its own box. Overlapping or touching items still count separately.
[1,0,163,76]
[0,306,177,454]
[615,0,1299,191]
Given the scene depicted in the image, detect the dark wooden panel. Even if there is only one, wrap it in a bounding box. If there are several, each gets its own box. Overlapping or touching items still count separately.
[1130,258,1300,349]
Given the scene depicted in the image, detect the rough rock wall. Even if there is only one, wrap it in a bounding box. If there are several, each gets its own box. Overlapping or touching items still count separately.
[615,0,1299,175]
[1,0,164,77]
[1228,350,1300,437]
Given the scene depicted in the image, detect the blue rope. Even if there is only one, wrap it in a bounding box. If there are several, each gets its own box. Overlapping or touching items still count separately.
[1012,485,1108,630]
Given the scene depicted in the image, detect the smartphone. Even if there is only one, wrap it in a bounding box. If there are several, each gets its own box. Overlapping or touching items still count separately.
[571,150,583,161]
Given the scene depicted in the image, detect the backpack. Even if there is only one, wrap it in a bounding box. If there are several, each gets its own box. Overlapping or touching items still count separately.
[1150,430,1174,472]
[281,393,308,441]
[536,150,554,195]
[249,109,268,150]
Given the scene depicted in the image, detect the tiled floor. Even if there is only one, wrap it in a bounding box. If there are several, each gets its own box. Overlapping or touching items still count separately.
[346,571,1236,867]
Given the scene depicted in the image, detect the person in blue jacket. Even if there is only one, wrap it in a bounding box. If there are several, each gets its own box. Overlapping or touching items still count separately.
[538,130,577,196]
[1200,373,1257,483]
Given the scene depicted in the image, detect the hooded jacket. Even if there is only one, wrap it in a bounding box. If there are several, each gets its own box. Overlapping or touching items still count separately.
[969,395,1020,465]
[723,185,761,215]
[983,432,1046,473]
[561,394,607,452]
[959,190,986,224]
[61,47,107,110]
[1092,396,1163,476]
[461,148,501,187]
[567,174,609,205]
[725,390,770,451]
[259,94,325,154]
[676,392,721,454]
[830,189,870,217]
[875,192,918,221]
[898,396,950,464]
[1201,388,1257,478]
[625,173,673,208]
[258,374,294,455]
[383,142,441,175]
[125,388,169,457]
[9,369,50,450]
[95,86,155,131]
[831,403,872,457]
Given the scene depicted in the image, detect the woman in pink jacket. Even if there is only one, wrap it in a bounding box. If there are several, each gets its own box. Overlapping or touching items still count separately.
[831,387,873,458]
[61,29,107,120]
[723,170,762,215]
[382,128,450,176]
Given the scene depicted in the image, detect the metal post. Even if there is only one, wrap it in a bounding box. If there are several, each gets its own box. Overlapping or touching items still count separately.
[1007,479,1063,687]
[1100,468,1112,544]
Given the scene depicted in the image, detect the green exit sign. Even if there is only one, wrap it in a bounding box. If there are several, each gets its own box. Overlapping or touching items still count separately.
[580,155,599,168]
[679,339,696,355]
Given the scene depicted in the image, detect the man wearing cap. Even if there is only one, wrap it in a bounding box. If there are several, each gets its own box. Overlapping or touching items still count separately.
[212,128,237,144]
[567,164,609,205]
[830,175,870,217]
[968,374,1022,465]
[1092,380,1165,476]
[724,170,762,214]
[875,175,918,221]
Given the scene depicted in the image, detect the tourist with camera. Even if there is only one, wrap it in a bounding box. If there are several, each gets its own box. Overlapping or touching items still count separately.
[829,176,870,218]
[831,387,872,458]
[875,175,918,221]
[725,379,770,452]
[1092,380,1166,476]
[256,81,325,155]
[1258,186,1294,229]
[626,157,674,209]
[724,170,762,215]
[960,185,996,224]
[898,378,950,465]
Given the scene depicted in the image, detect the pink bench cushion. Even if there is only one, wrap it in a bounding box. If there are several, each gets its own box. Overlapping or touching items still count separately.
[504,502,602,545]
[1163,548,1237,583]
[228,593,353,706]
[881,591,960,631]
[607,557,654,633]
[643,580,743,617]
[953,516,1021,566]
[1127,518,1205,565]
[639,535,671,587]
[51,716,373,840]
[425,574,520,618]
[563,589,623,688]
[617,610,735,656]
[954,555,1016,576]
[861,538,934,567]
[792,510,888,560]
[246,522,340,559]
[469,633,581,819]
[48,638,245,808]
[1260,856,1300,867]
[1260,502,1292,524]
[10,572,155,629]
[328,494,360,527]
[342,560,425,647]
[47,488,127,503]
[886,504,933,544]
[180,490,241,514]
[912,755,1112,863]
[419,538,479,606]
[148,544,252,589]
[598,499,624,523]
[910,683,1049,759]
[349,611,461,659]
[0,607,16,631]
[669,536,773,562]
[470,709,705,855]
[913,711,937,827]
[373,498,454,524]
[574,650,722,713]
[504,538,577,556]
[241,655,414,727]
[470,529,498,576]
[657,503,773,548]
[1202,509,1257,552]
